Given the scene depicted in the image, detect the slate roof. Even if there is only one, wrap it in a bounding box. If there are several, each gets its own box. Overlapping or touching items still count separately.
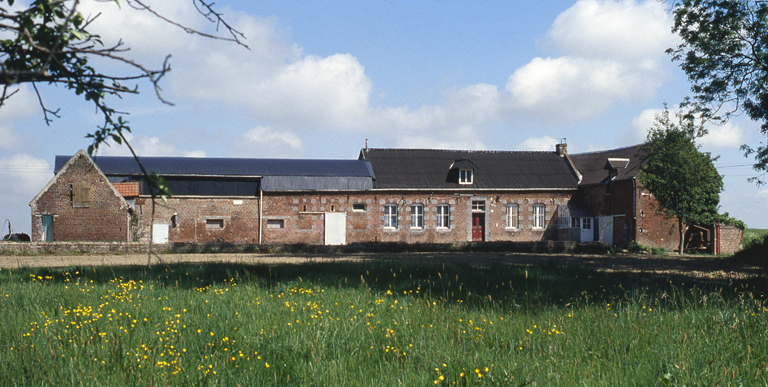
[54,155,375,179]
[569,145,645,186]
[359,148,580,190]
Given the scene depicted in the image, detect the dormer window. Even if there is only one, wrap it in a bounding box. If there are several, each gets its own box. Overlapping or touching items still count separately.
[459,169,473,185]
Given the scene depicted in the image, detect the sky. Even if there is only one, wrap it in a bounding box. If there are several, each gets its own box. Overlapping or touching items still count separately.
[2,0,767,235]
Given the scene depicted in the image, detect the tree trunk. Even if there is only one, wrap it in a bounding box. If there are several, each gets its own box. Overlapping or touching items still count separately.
[677,217,686,255]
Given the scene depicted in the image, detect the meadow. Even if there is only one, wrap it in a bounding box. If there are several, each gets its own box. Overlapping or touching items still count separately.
[1,258,766,386]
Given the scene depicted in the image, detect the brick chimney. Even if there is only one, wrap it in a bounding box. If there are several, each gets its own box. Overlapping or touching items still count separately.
[555,138,567,157]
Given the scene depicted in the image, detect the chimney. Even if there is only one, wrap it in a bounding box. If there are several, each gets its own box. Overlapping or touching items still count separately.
[555,138,567,157]
[365,138,369,152]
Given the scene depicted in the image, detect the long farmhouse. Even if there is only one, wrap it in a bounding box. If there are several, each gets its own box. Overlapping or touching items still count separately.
[29,142,742,254]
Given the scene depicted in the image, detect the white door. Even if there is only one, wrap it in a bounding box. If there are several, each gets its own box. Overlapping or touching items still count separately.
[324,212,346,245]
[152,223,169,244]
[598,216,613,245]
[580,217,593,242]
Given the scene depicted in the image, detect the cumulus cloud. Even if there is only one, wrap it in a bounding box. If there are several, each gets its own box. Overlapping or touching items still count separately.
[507,0,674,123]
[0,86,38,151]
[0,154,52,195]
[631,107,745,148]
[236,126,303,158]
[96,132,206,157]
[519,136,560,151]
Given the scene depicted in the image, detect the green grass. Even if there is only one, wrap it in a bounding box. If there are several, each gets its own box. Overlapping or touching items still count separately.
[1,260,766,386]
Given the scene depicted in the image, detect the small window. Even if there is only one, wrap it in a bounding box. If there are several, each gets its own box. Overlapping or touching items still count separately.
[267,219,285,229]
[533,204,545,229]
[71,183,90,208]
[471,200,485,212]
[436,204,450,228]
[459,169,473,185]
[384,204,397,228]
[582,217,592,230]
[410,205,423,229]
[506,204,519,229]
[206,219,224,229]
[571,217,580,228]
[352,203,367,212]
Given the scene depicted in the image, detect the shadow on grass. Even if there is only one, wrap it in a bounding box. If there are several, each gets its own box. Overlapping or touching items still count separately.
[3,253,766,312]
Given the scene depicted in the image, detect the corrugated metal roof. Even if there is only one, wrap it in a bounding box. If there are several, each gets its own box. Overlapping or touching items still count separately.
[570,145,645,186]
[54,155,375,179]
[359,148,580,190]
[262,176,373,191]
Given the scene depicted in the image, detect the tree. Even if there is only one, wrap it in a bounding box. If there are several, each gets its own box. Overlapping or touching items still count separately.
[669,0,768,184]
[1,0,247,262]
[638,107,724,254]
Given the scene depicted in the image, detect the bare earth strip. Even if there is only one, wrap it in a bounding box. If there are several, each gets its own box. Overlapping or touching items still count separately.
[0,252,763,280]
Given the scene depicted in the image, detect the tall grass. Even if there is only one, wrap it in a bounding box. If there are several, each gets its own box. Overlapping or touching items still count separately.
[1,260,766,386]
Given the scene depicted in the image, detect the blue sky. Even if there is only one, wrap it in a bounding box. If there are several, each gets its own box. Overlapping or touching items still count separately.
[1,0,767,234]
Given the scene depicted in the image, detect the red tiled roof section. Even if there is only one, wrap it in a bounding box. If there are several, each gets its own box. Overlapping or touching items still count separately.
[113,182,140,197]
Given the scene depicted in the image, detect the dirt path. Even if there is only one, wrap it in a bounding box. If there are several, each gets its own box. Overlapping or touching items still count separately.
[0,251,763,279]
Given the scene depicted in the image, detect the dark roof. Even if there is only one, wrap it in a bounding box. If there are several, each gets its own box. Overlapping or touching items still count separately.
[54,155,375,179]
[359,148,579,190]
[570,144,645,185]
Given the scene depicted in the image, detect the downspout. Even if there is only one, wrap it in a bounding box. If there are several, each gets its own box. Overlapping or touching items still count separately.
[632,178,637,244]
[258,188,263,245]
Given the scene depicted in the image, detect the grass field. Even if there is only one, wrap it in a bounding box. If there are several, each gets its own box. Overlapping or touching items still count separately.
[1,260,766,386]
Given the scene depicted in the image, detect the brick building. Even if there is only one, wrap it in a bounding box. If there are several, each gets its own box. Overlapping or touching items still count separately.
[30,143,741,252]
[29,150,133,242]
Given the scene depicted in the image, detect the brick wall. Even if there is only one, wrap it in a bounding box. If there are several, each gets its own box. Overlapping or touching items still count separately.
[717,224,743,255]
[30,153,131,242]
[259,191,571,244]
[635,186,680,251]
[132,196,261,243]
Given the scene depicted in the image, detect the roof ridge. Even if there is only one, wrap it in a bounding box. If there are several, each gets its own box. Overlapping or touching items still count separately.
[570,144,642,156]
[364,148,552,154]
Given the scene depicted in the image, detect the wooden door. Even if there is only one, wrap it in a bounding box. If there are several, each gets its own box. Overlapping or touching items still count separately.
[472,213,484,242]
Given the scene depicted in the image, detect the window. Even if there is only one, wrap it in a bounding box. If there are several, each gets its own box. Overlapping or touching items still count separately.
[506,204,519,229]
[571,217,581,228]
[267,219,285,229]
[71,182,90,208]
[352,203,367,211]
[206,219,224,229]
[410,205,423,229]
[436,204,450,228]
[471,200,485,212]
[533,204,545,229]
[582,217,592,230]
[459,169,473,184]
[384,204,397,228]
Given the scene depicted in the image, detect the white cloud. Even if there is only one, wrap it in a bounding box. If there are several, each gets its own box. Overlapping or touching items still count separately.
[236,126,303,157]
[519,136,560,151]
[506,0,674,123]
[0,154,52,195]
[96,132,206,157]
[0,86,38,151]
[631,107,745,148]
[546,0,677,60]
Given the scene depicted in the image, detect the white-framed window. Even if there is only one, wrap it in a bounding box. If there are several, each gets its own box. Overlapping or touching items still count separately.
[506,204,519,229]
[533,204,545,229]
[436,204,450,228]
[572,217,581,228]
[459,169,473,185]
[471,200,485,212]
[267,219,285,229]
[352,203,367,212]
[384,204,397,229]
[410,204,423,229]
[582,217,592,230]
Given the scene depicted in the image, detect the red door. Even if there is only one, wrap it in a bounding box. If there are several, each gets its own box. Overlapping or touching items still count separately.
[472,214,484,242]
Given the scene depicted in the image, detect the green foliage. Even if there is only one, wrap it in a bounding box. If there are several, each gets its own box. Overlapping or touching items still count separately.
[0,262,766,386]
[743,228,768,250]
[669,0,768,184]
[639,106,723,253]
